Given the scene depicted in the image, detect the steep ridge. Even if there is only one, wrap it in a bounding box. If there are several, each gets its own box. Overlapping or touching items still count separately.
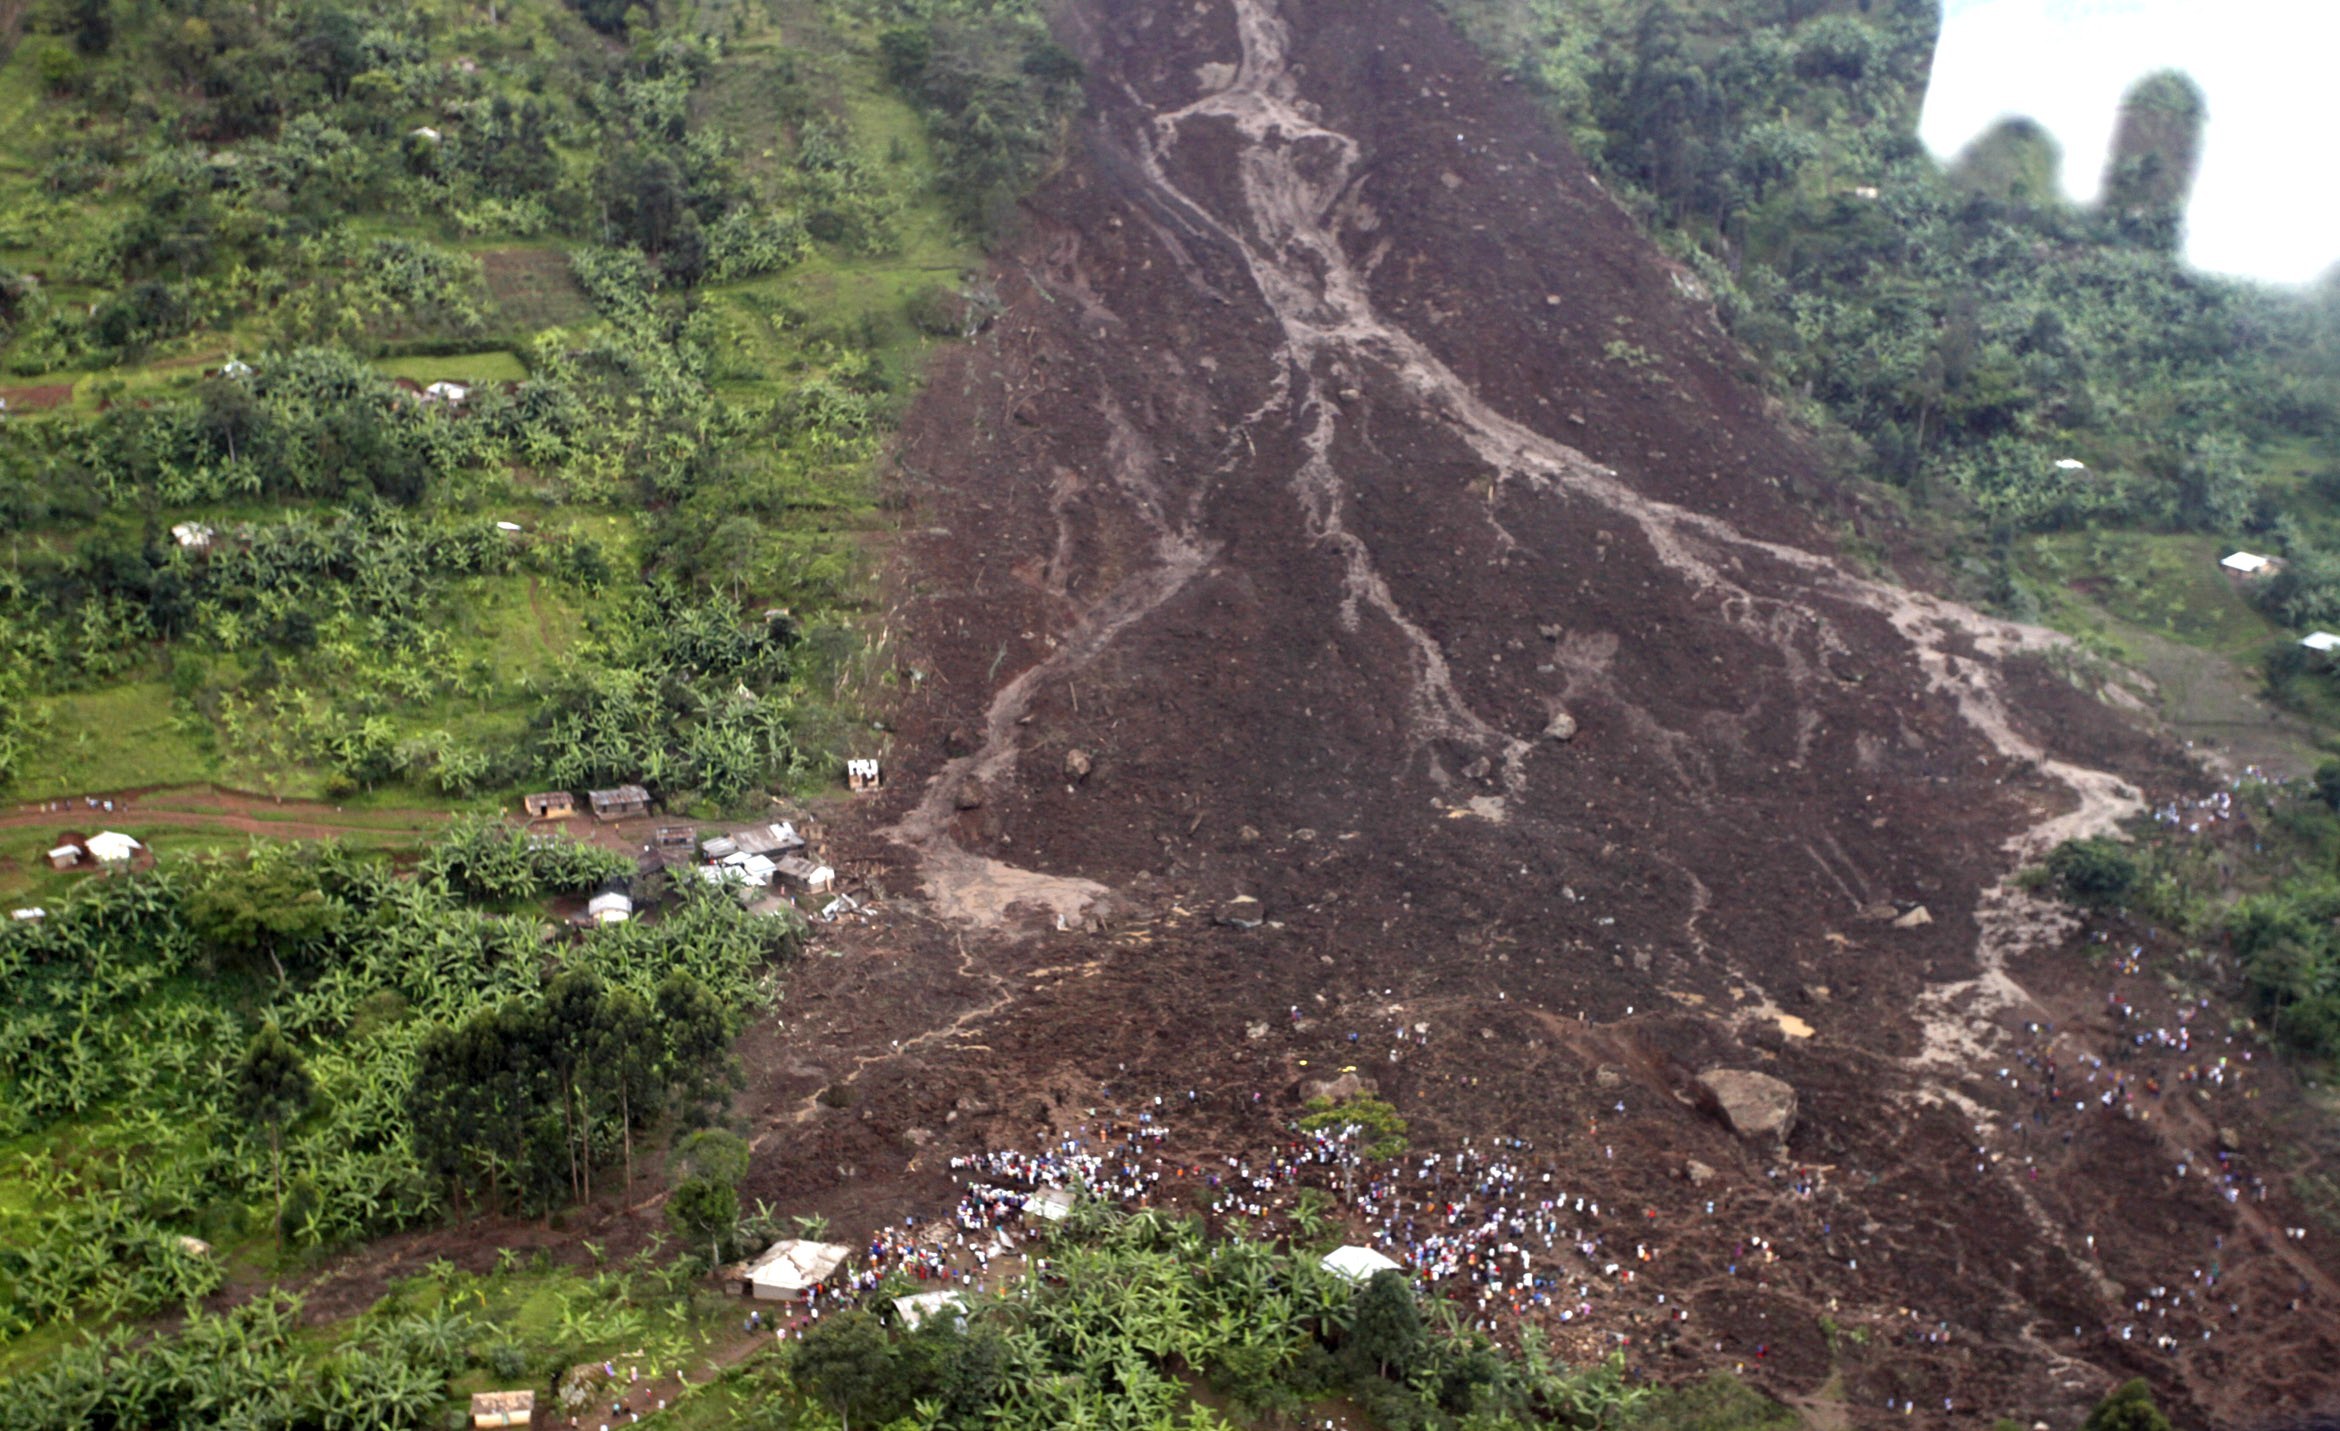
[756,0,2340,1422]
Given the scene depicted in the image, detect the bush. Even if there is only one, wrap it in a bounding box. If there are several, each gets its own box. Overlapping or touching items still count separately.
[2045,836,2140,909]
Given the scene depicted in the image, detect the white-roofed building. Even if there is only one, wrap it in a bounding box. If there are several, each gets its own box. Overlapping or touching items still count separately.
[892,1290,966,1331]
[47,845,81,870]
[2221,551,2272,575]
[1025,1187,1075,1222]
[586,891,633,924]
[740,1240,852,1301]
[10,908,43,922]
[2054,457,2087,471]
[170,522,216,551]
[1321,1245,1404,1283]
[2302,632,2340,653]
[84,831,142,865]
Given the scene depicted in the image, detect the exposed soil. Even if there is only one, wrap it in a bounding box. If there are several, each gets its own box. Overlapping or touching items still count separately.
[0,383,76,412]
[156,2,2340,1426]
[719,0,2340,1426]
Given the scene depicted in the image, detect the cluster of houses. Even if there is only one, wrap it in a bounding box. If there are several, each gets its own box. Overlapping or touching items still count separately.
[45,830,142,872]
[2221,551,2340,655]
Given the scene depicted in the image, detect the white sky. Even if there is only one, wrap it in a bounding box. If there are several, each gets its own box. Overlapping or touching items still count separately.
[1918,0,2340,286]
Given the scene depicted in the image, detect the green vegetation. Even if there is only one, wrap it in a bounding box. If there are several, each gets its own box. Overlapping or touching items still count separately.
[1438,0,2340,700]
[756,1208,1649,1431]
[0,0,1071,809]
[0,824,797,1344]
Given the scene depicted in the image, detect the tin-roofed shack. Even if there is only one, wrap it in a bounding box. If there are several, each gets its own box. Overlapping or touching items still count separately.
[740,1240,852,1301]
[589,784,651,821]
[524,790,576,820]
[470,1390,534,1428]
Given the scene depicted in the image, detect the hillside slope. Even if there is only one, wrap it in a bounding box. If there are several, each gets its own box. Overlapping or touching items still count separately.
[755,0,2340,1423]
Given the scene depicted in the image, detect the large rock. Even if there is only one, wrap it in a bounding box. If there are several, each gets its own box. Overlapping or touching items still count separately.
[1697,1068,1798,1147]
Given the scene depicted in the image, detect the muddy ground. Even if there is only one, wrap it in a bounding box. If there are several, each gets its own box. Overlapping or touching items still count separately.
[175,0,2340,1424]
[733,0,2340,1425]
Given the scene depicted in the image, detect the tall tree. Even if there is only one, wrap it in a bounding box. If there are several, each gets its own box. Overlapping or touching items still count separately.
[235,1025,315,1255]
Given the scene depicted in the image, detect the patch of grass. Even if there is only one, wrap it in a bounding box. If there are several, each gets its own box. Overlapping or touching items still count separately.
[371,351,528,385]
[9,679,218,800]
[2021,530,2282,661]
[1620,1374,1802,1431]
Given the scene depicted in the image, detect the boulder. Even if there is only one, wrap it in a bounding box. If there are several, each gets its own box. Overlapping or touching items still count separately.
[1683,1159,1719,1188]
[1697,1068,1798,1147]
[1891,905,1933,929]
[1064,749,1094,782]
[1304,1070,1374,1103]
[1544,710,1579,742]
[953,780,986,811]
[1216,895,1265,929]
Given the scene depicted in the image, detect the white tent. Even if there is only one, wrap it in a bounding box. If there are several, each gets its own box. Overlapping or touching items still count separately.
[2302,632,2340,653]
[2053,457,2088,471]
[2222,551,2272,575]
[10,908,43,922]
[85,831,142,864]
[742,1240,852,1301]
[892,1290,966,1331]
[1320,1245,1403,1283]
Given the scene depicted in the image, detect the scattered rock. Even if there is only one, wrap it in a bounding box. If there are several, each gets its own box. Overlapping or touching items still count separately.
[1892,905,1933,929]
[1543,710,1579,742]
[2217,1126,2241,1153]
[1857,903,1898,923]
[1683,1159,1718,1188]
[1246,1020,1271,1041]
[1537,622,1563,641]
[1800,983,1832,1004]
[1594,1065,1625,1090]
[1697,1068,1798,1147]
[1461,755,1492,781]
[1216,895,1265,929]
[953,780,986,811]
[903,1127,934,1147]
[1236,824,1262,845]
[1064,748,1094,782]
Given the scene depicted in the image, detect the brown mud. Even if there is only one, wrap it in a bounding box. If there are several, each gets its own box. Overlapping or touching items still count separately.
[172,1,2340,1425]
[751,0,2340,1425]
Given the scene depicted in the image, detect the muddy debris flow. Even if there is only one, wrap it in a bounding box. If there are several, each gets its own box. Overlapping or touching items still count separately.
[214,0,2328,1424]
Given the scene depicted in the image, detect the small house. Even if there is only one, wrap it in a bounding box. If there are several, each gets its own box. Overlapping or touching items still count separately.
[170,522,216,552]
[2221,551,2273,576]
[84,831,141,865]
[721,852,778,887]
[10,908,43,923]
[846,758,882,792]
[586,891,633,925]
[740,1240,852,1301]
[589,784,651,821]
[1321,1245,1404,1284]
[892,1290,966,1332]
[775,855,834,895]
[524,791,576,820]
[656,824,697,851]
[1025,1187,1075,1222]
[469,1390,534,1429]
[2302,632,2340,653]
[422,380,470,407]
[46,844,82,871]
[730,821,804,857]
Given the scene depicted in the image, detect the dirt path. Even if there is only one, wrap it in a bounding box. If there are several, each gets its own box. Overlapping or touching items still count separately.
[4,786,455,842]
